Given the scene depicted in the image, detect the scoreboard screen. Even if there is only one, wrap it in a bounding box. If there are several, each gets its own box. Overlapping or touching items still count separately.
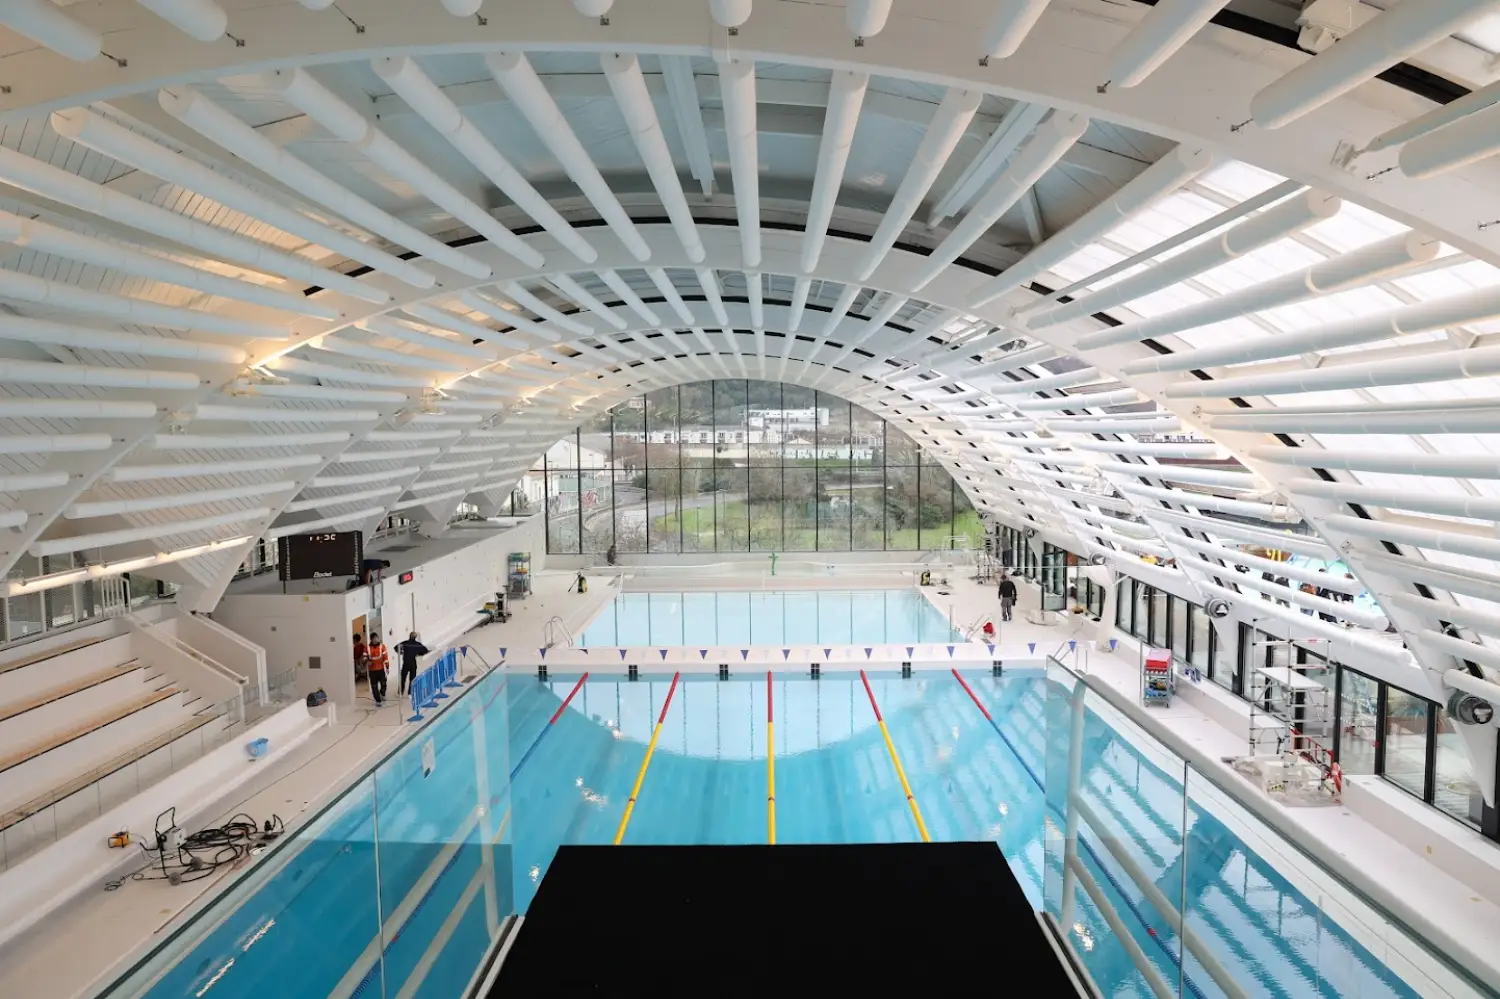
[278,531,364,581]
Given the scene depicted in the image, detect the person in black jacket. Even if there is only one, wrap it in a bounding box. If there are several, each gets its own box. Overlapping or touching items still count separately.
[998,573,1019,622]
[396,631,430,696]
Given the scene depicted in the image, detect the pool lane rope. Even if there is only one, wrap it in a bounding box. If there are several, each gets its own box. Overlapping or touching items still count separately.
[509,672,589,781]
[859,670,931,843]
[613,671,681,845]
[767,671,776,845]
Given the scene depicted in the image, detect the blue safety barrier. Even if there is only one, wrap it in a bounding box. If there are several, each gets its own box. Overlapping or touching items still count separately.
[406,648,464,722]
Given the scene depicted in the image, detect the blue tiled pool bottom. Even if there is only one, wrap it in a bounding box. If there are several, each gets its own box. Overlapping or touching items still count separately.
[577,589,961,647]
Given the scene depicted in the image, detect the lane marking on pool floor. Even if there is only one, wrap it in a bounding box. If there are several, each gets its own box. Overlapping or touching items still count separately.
[767,671,776,845]
[859,670,931,843]
[613,671,681,845]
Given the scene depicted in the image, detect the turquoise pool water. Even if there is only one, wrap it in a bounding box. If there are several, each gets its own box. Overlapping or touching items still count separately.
[121,668,1433,999]
[578,589,960,646]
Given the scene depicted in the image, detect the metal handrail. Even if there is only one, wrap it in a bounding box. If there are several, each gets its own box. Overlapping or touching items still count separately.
[1050,656,1500,997]
[543,616,574,649]
[127,614,246,688]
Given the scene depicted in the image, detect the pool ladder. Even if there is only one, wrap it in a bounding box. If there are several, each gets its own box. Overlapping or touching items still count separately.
[543,616,575,649]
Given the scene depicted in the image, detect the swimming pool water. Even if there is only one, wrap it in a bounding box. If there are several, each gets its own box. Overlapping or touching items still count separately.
[130,669,1425,999]
[578,589,961,646]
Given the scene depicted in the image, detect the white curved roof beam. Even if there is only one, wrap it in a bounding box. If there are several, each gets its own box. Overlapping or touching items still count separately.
[265,507,389,539]
[135,0,227,42]
[158,85,492,281]
[1222,573,1387,630]
[549,274,627,331]
[1289,480,1500,521]
[1362,554,1500,607]
[152,430,349,451]
[357,318,497,361]
[989,366,1101,395]
[0,2,102,62]
[1164,342,1500,399]
[1078,231,1439,351]
[284,485,400,514]
[1012,388,1141,410]
[858,87,983,283]
[1202,403,1500,436]
[30,507,265,559]
[1250,0,1497,130]
[981,0,1051,61]
[109,454,323,483]
[696,268,730,326]
[0,146,380,301]
[968,145,1212,307]
[597,270,663,326]
[371,57,597,265]
[310,336,469,373]
[1413,629,1500,674]
[930,101,1050,226]
[1150,508,1334,558]
[1249,446,1500,480]
[191,404,379,423]
[602,53,704,263]
[716,56,762,269]
[51,107,431,291]
[263,67,543,270]
[265,357,433,388]
[501,282,595,337]
[1197,578,1410,666]
[0,474,79,493]
[485,51,647,262]
[647,268,696,325]
[1028,189,1340,329]
[1172,535,1363,596]
[0,316,244,364]
[1087,459,1260,491]
[1130,284,1500,374]
[417,299,536,350]
[1327,514,1500,564]
[0,269,286,339]
[803,70,868,273]
[1041,416,1182,434]
[910,110,1086,291]
[660,56,714,198]
[1102,0,1230,92]
[1117,481,1285,521]
[0,210,337,319]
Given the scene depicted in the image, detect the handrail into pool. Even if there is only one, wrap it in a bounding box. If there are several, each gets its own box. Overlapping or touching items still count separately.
[859,669,930,843]
[612,671,681,845]
[1053,656,1500,998]
[86,643,499,999]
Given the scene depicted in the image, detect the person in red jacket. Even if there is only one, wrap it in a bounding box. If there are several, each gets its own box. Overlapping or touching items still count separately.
[366,634,390,706]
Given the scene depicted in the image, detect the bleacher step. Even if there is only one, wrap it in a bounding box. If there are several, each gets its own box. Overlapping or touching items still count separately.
[0,661,144,724]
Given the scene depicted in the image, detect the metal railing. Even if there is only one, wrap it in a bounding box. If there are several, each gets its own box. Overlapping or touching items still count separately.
[543,616,575,649]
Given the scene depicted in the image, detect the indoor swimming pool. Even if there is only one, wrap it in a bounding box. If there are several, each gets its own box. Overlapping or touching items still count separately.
[113,666,1453,999]
[577,588,961,647]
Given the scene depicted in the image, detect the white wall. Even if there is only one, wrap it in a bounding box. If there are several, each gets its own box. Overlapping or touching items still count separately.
[211,518,546,705]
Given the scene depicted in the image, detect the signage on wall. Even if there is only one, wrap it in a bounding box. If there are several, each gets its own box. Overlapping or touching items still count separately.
[398,570,415,585]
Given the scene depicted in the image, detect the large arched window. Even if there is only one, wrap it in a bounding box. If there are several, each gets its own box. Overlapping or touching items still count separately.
[535,380,978,555]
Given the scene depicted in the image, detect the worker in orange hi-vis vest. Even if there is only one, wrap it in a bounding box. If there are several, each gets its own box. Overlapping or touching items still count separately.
[366,634,391,706]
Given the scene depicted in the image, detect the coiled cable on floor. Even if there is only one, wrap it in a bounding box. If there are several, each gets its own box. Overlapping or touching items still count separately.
[104,808,285,890]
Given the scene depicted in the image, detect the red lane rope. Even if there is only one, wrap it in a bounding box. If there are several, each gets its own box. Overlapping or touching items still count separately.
[547,672,589,725]
[950,668,995,722]
[859,669,883,722]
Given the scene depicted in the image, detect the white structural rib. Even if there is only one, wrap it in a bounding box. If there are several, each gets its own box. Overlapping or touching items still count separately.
[968,145,1212,307]
[1246,446,1500,479]
[858,87,982,282]
[661,56,714,197]
[717,59,763,271]
[159,85,490,280]
[1104,0,1230,91]
[31,508,267,559]
[910,111,1087,291]
[1250,0,1496,130]
[136,0,227,42]
[485,51,648,263]
[0,145,382,302]
[803,70,869,273]
[371,57,596,265]
[0,270,284,339]
[1401,99,1500,180]
[0,210,337,319]
[931,101,1051,225]
[0,316,245,363]
[1164,344,1500,398]
[263,67,543,270]
[1028,190,1339,328]
[0,1,103,61]
[1078,231,1438,350]
[1288,481,1500,521]
[1131,284,1500,374]
[982,0,1051,60]
[847,0,892,39]
[601,53,705,263]
[50,107,429,291]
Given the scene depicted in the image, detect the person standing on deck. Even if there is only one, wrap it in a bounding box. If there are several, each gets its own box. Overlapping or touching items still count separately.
[396,631,430,696]
[998,573,1018,623]
[366,633,390,706]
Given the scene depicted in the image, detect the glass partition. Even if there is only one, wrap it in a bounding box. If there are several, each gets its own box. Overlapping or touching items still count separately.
[1042,658,1496,999]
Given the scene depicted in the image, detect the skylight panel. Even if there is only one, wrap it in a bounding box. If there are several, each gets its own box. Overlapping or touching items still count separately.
[1176,315,1262,348]
[1049,244,1125,284]
[1196,161,1283,202]
[1302,202,1406,252]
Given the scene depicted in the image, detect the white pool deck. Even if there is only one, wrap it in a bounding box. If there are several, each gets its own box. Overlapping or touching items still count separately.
[3,565,1499,998]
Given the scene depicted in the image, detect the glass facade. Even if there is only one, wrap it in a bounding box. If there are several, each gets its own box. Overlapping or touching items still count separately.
[1104,571,1487,833]
[540,380,980,555]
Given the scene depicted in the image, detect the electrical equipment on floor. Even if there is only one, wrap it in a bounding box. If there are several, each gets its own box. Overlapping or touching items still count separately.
[1141,647,1174,707]
[508,551,532,598]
